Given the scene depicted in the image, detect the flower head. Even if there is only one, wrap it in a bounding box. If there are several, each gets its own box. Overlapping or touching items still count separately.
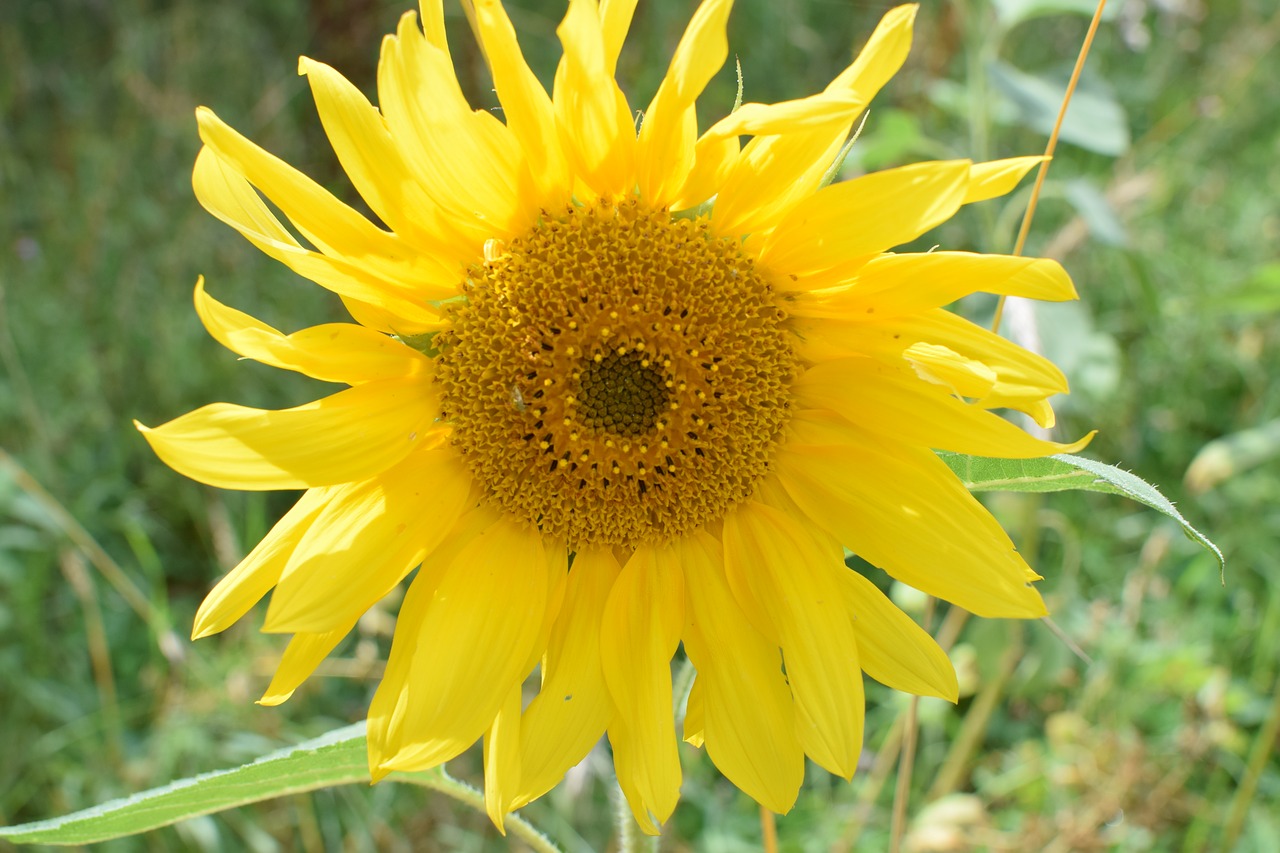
[139,0,1089,832]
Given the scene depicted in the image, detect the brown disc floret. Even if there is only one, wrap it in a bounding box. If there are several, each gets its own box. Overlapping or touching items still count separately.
[434,197,795,548]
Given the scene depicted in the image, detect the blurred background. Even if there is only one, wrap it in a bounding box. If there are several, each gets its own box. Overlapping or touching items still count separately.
[1,0,1276,849]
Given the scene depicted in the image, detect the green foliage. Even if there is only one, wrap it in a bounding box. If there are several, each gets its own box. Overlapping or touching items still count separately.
[0,725,373,845]
[0,452,1225,849]
[939,452,1223,571]
[2,0,1276,849]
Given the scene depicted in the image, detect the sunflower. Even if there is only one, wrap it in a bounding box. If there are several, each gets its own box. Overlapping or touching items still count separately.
[139,0,1090,833]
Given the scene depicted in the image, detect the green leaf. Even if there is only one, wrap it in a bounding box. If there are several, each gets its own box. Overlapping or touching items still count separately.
[1062,178,1128,246]
[0,725,564,851]
[940,452,1224,573]
[987,59,1130,156]
[0,724,381,845]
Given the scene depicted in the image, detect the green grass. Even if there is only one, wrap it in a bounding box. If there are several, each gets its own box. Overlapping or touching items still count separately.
[2,0,1278,849]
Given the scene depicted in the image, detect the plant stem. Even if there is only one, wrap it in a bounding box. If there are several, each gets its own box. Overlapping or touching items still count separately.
[928,621,1025,801]
[888,696,920,853]
[406,769,564,853]
[837,715,906,852]
[613,779,659,853]
[761,805,778,853]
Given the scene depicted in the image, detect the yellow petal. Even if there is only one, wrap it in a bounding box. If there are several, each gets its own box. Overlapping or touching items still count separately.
[263,444,472,633]
[965,156,1045,204]
[903,342,998,399]
[419,0,451,55]
[367,558,434,779]
[298,56,475,254]
[636,0,733,207]
[599,0,639,74]
[759,160,972,276]
[709,129,851,239]
[826,4,918,100]
[792,357,1091,458]
[377,12,532,237]
[190,487,332,639]
[376,518,551,773]
[778,254,879,294]
[471,0,571,206]
[483,682,524,834]
[338,295,445,337]
[776,410,1048,618]
[790,308,1071,426]
[554,0,636,196]
[601,542,685,834]
[840,569,958,701]
[366,507,498,776]
[192,147,447,328]
[527,544,571,676]
[682,529,803,812]
[709,4,917,237]
[670,132,739,212]
[512,547,620,808]
[701,92,864,140]
[902,312,1071,418]
[786,252,1077,318]
[194,279,429,385]
[196,109,457,292]
[136,378,438,491]
[258,616,359,706]
[723,500,864,777]
[683,676,705,747]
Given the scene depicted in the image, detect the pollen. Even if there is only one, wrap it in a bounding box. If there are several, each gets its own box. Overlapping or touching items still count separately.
[434,197,795,547]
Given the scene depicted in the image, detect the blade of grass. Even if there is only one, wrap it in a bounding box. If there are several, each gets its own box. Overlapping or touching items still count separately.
[0,449,177,658]
[1221,670,1280,850]
[57,550,123,768]
[927,621,1026,801]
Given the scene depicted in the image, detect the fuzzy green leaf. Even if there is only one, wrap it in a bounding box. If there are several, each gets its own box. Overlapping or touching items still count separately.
[0,723,562,852]
[0,724,396,845]
[940,452,1224,572]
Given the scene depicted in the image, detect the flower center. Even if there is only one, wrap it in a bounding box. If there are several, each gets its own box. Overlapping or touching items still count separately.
[576,351,670,436]
[434,197,795,548]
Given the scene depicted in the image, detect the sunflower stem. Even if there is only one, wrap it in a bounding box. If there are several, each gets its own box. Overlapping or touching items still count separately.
[672,655,697,721]
[612,779,658,853]
[403,769,563,853]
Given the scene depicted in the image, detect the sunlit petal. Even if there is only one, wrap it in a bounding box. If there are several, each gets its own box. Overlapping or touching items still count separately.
[601,543,685,834]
